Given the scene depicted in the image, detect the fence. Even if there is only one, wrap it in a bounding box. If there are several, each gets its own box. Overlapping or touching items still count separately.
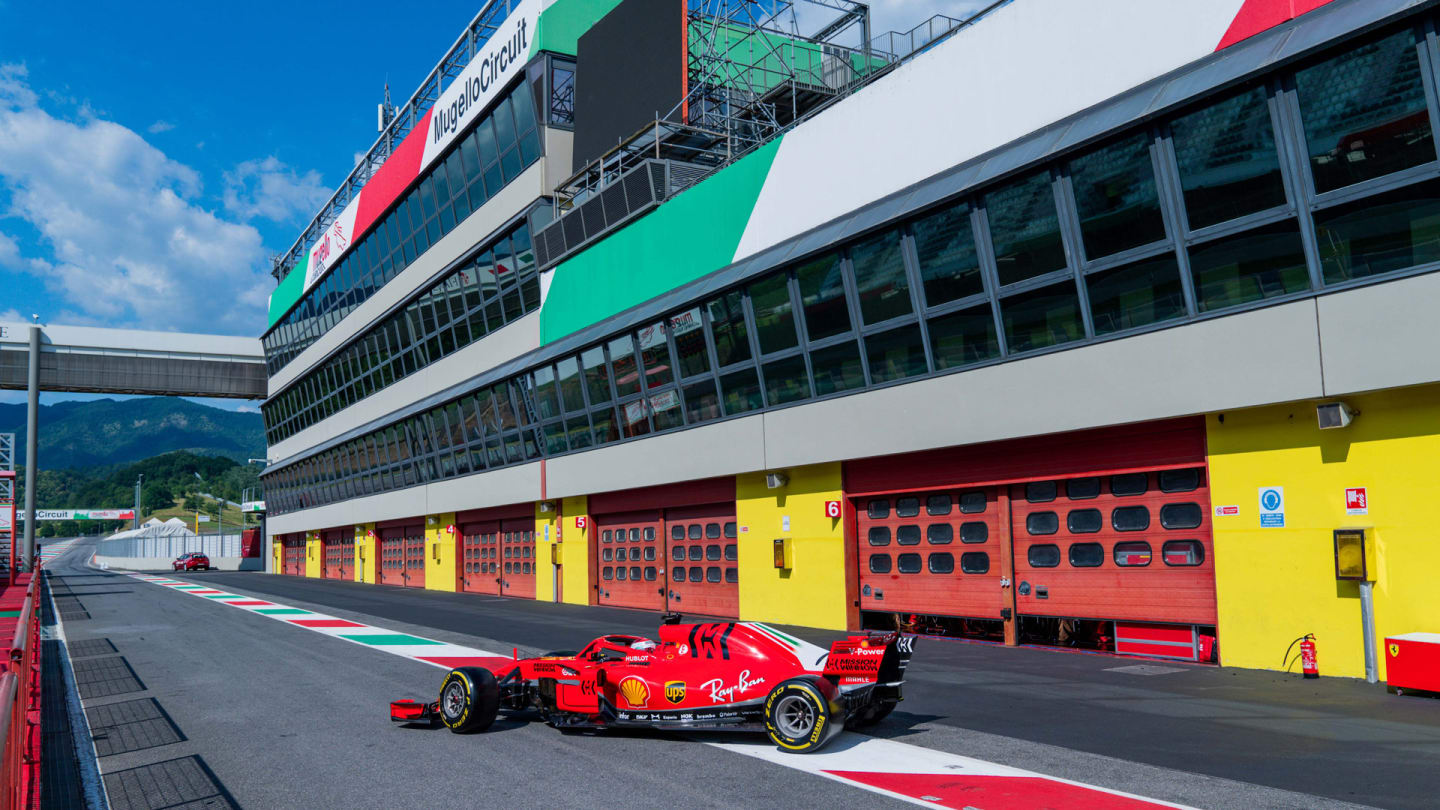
[0,572,40,809]
[99,533,244,560]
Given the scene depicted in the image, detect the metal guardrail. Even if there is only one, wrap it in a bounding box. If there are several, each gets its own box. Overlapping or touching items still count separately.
[0,572,41,809]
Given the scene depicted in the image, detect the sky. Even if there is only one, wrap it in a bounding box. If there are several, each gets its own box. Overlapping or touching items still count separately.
[0,0,986,412]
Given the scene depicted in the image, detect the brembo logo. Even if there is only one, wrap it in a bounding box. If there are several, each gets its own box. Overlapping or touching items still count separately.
[432,18,529,145]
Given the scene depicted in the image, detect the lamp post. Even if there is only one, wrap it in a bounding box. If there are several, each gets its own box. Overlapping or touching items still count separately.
[133,474,143,530]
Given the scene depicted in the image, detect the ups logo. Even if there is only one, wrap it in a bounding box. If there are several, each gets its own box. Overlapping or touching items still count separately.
[664,681,686,705]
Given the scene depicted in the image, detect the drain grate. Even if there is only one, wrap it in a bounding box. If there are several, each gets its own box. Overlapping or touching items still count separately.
[1104,664,1188,676]
[103,756,235,810]
[72,656,145,699]
[68,638,118,657]
[87,699,184,757]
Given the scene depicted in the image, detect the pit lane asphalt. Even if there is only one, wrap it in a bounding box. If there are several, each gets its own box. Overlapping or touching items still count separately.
[57,537,1439,810]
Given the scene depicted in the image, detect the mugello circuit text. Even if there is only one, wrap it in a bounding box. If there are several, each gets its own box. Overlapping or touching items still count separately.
[432,18,529,145]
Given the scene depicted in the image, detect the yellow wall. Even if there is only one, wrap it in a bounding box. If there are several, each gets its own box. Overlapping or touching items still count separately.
[271,537,281,574]
[304,531,321,578]
[736,463,847,630]
[1208,384,1440,680]
[535,502,556,602]
[354,524,375,583]
[425,513,457,592]
[560,495,590,606]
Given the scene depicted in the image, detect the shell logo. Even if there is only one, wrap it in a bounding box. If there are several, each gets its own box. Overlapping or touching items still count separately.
[618,676,649,708]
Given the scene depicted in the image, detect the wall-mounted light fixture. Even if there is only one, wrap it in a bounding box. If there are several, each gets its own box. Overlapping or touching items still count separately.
[1317,402,1357,430]
[765,472,789,490]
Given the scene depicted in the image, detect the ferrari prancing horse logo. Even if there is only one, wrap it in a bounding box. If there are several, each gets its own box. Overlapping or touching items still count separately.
[664,681,686,704]
[1389,643,1400,658]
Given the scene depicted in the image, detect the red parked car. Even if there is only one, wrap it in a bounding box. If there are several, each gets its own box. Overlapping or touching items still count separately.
[391,619,913,753]
[172,552,211,571]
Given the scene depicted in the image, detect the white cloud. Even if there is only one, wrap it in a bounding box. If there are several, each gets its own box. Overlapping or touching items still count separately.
[223,156,330,224]
[0,64,273,335]
[0,231,18,266]
[147,120,174,134]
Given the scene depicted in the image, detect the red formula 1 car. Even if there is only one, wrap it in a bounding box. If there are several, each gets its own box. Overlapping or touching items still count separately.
[391,619,913,753]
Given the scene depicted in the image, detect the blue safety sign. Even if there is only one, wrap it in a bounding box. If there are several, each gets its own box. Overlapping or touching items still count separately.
[1258,486,1285,528]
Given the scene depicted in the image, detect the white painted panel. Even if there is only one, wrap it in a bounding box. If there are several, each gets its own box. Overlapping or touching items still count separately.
[736,0,1246,260]
[426,461,541,514]
[1318,272,1440,396]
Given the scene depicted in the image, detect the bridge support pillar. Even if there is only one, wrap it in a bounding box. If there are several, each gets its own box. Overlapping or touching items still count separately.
[23,325,38,571]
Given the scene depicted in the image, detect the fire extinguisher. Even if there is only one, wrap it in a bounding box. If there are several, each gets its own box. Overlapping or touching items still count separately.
[1285,634,1319,679]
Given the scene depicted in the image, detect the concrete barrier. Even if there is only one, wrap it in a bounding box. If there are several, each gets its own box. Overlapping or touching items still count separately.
[93,555,265,572]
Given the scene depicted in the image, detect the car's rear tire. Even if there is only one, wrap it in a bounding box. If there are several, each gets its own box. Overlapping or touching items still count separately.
[438,667,500,733]
[764,678,843,753]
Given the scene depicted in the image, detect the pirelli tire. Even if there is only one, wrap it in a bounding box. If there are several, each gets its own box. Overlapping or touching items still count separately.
[438,667,500,734]
[764,677,845,753]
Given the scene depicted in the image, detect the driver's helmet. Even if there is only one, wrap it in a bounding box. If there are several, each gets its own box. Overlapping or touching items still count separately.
[630,639,657,651]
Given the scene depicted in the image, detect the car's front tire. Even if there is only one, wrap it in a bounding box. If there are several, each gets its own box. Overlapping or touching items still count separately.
[764,677,844,753]
[438,667,500,733]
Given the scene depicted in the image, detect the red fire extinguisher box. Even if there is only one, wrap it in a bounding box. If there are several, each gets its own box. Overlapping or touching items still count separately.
[1385,633,1440,693]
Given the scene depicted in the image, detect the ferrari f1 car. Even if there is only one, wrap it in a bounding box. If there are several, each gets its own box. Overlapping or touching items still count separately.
[390,619,913,753]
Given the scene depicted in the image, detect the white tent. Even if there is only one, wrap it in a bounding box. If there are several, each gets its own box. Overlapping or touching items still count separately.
[106,517,197,541]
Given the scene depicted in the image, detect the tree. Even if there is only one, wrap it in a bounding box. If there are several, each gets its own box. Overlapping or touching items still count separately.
[142,482,176,511]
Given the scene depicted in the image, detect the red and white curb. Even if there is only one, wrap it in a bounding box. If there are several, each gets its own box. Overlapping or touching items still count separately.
[129,573,1193,809]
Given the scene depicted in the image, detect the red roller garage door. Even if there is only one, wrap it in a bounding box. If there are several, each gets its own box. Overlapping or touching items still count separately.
[499,518,536,599]
[459,521,500,595]
[281,534,305,576]
[664,503,738,618]
[321,528,353,580]
[845,417,1215,639]
[596,511,664,611]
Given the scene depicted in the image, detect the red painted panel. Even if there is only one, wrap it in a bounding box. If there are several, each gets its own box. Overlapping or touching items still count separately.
[229,601,274,606]
[321,528,353,580]
[281,534,306,576]
[289,619,366,628]
[664,503,739,618]
[825,771,1175,810]
[1385,635,1440,692]
[352,115,432,241]
[1217,0,1336,51]
[844,417,1206,496]
[589,476,734,514]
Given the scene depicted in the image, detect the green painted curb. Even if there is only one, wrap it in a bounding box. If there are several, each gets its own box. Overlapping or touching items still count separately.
[339,633,443,646]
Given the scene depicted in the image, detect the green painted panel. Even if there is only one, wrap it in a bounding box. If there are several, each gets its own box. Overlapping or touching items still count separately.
[339,633,444,646]
[254,608,312,615]
[539,137,782,344]
[267,263,305,328]
[531,0,624,58]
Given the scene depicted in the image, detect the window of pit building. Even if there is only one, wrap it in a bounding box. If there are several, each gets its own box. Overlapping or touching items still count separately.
[960,522,988,544]
[927,524,953,545]
[1085,254,1186,336]
[1163,540,1205,566]
[869,554,892,574]
[1160,503,1203,530]
[1025,481,1057,503]
[960,551,989,574]
[868,527,891,547]
[1112,506,1151,532]
[1068,542,1105,568]
[1067,509,1103,534]
[1110,473,1148,497]
[1000,281,1084,355]
[1189,219,1310,312]
[1026,511,1059,535]
[1295,28,1435,195]
[1159,468,1200,493]
[928,552,955,574]
[913,201,984,306]
[1314,178,1440,285]
[1114,541,1153,567]
[986,171,1066,287]
[1069,131,1167,260]
[928,304,999,372]
[1170,85,1287,231]
[896,525,922,546]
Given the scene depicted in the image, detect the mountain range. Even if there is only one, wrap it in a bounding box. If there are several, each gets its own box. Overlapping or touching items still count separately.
[0,397,264,470]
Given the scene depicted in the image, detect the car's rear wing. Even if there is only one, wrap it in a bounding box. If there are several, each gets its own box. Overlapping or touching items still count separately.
[822,632,914,684]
